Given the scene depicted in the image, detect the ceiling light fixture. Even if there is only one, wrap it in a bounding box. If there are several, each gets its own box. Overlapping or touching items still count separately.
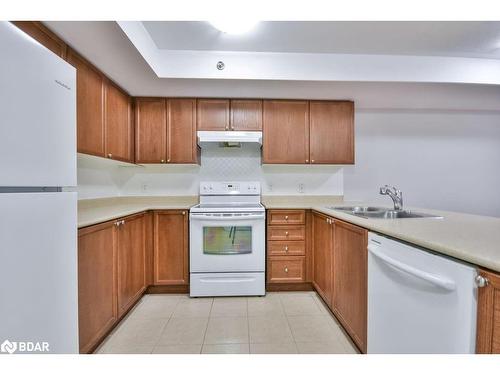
[208,20,258,35]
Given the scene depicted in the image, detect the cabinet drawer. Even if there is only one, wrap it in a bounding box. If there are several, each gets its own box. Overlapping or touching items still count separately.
[268,241,305,256]
[267,210,305,225]
[267,256,305,283]
[267,226,305,241]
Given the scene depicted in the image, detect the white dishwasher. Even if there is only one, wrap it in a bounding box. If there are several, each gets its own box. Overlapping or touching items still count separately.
[367,232,477,354]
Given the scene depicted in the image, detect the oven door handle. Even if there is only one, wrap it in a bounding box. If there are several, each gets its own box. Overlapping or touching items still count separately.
[190,213,265,221]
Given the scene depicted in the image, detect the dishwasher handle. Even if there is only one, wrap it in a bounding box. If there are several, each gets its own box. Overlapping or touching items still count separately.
[368,244,456,291]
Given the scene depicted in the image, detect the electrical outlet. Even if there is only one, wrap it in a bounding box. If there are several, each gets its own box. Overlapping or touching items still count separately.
[298,183,305,193]
[268,183,273,192]
[141,183,148,192]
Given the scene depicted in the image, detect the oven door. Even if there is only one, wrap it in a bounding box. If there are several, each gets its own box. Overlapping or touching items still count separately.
[190,212,265,273]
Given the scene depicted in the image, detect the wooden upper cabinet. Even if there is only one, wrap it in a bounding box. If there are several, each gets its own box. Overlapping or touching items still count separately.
[310,101,354,164]
[154,210,189,285]
[332,219,368,353]
[78,221,117,354]
[167,99,198,163]
[135,98,167,163]
[230,99,263,131]
[116,213,146,317]
[476,268,500,354]
[12,21,67,58]
[263,100,310,164]
[67,49,105,157]
[312,212,333,306]
[197,99,230,131]
[104,81,134,163]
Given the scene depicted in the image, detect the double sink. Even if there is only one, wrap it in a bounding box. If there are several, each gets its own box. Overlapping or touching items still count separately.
[331,206,443,219]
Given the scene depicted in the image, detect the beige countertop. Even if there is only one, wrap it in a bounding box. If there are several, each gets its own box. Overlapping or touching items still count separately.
[262,195,343,208]
[78,196,198,228]
[313,204,500,273]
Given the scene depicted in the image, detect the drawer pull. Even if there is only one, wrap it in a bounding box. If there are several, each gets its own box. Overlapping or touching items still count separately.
[284,267,288,273]
[285,231,289,236]
[285,215,289,221]
[285,245,288,252]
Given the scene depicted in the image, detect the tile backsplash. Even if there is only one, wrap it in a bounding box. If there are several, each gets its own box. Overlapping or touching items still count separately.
[77,144,343,199]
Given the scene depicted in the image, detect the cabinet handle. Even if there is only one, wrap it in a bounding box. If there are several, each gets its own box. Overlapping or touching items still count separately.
[305,159,309,163]
[121,220,125,225]
[182,211,186,215]
[107,153,112,158]
[160,159,165,163]
[311,160,315,163]
[167,159,171,163]
[285,231,289,236]
[475,275,489,287]
[114,221,120,227]
[284,267,289,273]
[285,215,289,221]
[285,245,288,252]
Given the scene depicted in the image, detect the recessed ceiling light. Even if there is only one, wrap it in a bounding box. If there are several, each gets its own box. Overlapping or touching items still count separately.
[209,20,258,35]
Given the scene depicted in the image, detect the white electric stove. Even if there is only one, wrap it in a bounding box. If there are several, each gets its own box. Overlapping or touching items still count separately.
[189,181,266,297]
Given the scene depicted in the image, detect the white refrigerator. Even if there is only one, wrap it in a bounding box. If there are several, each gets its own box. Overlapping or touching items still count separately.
[0,22,78,354]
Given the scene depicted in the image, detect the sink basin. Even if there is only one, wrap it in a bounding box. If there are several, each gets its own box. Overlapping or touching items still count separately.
[333,206,386,213]
[330,206,442,219]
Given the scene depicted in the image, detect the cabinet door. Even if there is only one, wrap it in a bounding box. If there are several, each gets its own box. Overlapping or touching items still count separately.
[332,220,367,353]
[78,222,116,354]
[310,101,354,164]
[230,99,262,131]
[263,100,309,164]
[67,49,105,157]
[312,212,333,306]
[135,98,167,163]
[117,214,146,316]
[104,81,134,162]
[13,21,67,58]
[197,99,230,131]
[476,268,500,353]
[167,99,198,163]
[154,210,189,285]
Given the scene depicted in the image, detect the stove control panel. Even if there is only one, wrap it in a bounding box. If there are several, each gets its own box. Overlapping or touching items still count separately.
[200,181,261,195]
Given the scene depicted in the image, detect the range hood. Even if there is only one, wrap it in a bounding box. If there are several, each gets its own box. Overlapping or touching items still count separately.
[197,131,262,148]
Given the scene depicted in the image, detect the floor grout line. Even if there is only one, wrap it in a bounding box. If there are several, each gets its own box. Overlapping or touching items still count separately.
[199,298,214,353]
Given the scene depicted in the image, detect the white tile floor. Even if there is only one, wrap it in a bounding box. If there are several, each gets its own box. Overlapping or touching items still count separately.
[96,291,359,354]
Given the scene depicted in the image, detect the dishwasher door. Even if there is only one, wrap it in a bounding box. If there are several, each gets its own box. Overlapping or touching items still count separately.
[367,232,477,354]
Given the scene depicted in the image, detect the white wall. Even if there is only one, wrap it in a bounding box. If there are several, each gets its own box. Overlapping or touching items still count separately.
[77,144,343,199]
[77,155,122,199]
[343,110,500,217]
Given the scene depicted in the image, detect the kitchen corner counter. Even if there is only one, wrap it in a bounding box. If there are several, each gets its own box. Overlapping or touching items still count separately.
[313,204,500,273]
[78,196,198,228]
[262,195,343,208]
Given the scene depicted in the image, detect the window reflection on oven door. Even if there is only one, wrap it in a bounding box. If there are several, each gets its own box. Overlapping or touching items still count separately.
[203,225,252,255]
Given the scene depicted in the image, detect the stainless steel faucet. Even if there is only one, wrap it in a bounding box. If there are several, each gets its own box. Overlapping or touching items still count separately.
[379,185,403,211]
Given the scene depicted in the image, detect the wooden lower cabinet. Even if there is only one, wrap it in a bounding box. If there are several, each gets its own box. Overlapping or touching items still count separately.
[116,213,146,317]
[153,210,189,285]
[332,219,368,353]
[476,268,500,353]
[78,221,117,354]
[311,212,333,306]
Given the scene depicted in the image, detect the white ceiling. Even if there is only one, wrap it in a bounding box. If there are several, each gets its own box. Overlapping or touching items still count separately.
[143,21,500,59]
[43,21,500,111]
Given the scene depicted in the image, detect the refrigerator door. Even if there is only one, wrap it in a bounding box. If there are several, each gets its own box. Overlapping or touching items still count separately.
[0,22,76,187]
[0,192,78,354]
